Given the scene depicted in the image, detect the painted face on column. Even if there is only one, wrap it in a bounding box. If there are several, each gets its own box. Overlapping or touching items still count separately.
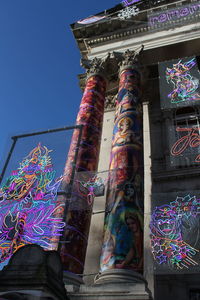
[125,212,141,233]
[126,217,138,233]
[113,117,134,146]
[119,117,132,133]
[124,183,135,198]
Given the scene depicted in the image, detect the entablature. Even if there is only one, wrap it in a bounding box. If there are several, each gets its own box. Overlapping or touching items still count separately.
[71,0,200,59]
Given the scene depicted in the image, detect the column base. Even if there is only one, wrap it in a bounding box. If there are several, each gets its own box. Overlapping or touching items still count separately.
[94,268,146,284]
[63,271,83,286]
[67,269,152,300]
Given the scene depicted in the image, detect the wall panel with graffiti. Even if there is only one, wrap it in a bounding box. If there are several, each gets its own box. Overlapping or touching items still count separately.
[159,57,200,110]
[168,124,200,167]
[0,144,65,270]
[150,192,200,273]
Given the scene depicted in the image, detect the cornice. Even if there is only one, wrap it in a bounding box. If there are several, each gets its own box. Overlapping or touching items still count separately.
[86,14,200,49]
[87,21,200,59]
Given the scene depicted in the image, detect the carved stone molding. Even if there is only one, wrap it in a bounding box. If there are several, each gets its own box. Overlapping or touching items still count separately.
[119,46,144,73]
[105,94,116,111]
[79,48,146,93]
[81,57,103,78]
[81,52,122,82]
[81,54,112,80]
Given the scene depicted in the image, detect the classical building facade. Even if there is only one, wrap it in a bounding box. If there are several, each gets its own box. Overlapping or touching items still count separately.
[0,0,200,299]
[64,0,200,299]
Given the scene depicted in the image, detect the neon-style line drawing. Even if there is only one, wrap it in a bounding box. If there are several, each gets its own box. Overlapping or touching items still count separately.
[122,0,141,7]
[150,195,200,269]
[76,175,105,205]
[0,144,65,265]
[149,3,200,27]
[171,127,200,163]
[118,6,140,20]
[166,58,200,104]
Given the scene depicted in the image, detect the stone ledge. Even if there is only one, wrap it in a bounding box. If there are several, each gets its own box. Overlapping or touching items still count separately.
[66,269,152,300]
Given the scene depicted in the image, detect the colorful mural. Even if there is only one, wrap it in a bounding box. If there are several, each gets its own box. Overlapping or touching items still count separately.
[0,144,65,268]
[150,195,200,270]
[159,57,200,109]
[166,58,200,104]
[62,74,106,274]
[100,67,144,273]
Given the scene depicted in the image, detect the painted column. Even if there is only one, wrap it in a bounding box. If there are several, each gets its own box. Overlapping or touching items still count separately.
[100,50,144,274]
[61,57,107,274]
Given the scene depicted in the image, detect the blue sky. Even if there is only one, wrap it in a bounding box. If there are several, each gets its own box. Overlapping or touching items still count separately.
[0,0,118,175]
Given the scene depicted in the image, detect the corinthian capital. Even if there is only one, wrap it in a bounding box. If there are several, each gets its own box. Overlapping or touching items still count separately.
[81,54,111,80]
[119,45,144,72]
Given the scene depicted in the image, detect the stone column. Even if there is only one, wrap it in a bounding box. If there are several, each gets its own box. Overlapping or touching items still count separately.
[143,101,154,298]
[98,49,144,279]
[61,57,108,276]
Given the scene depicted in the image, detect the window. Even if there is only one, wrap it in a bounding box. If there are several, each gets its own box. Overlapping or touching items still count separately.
[190,289,200,300]
[169,107,200,168]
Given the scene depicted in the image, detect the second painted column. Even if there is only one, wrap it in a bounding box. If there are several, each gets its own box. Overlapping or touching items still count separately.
[100,50,144,274]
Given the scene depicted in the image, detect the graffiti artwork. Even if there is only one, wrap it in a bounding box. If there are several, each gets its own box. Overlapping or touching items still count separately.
[100,65,144,273]
[148,3,200,27]
[166,58,200,104]
[0,144,65,268]
[150,195,200,270]
[159,57,200,109]
[170,126,200,165]
[76,175,105,205]
[121,0,141,7]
